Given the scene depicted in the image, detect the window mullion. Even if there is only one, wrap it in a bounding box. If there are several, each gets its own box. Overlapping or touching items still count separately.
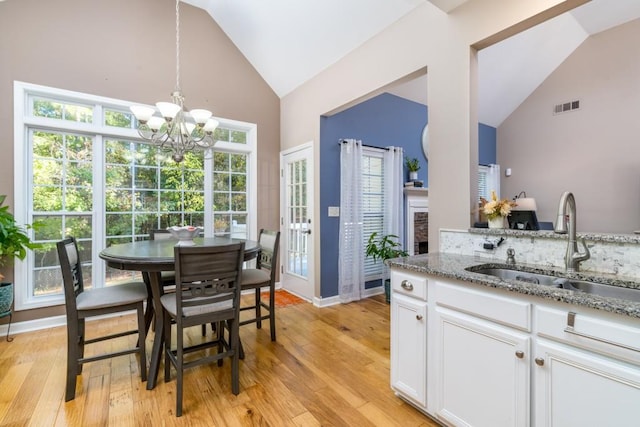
[93,131,105,288]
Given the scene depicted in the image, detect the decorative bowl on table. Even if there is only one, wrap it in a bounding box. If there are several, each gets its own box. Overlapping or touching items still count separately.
[167,226,202,245]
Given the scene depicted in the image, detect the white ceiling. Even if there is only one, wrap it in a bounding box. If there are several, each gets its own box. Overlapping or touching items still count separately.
[184,0,640,127]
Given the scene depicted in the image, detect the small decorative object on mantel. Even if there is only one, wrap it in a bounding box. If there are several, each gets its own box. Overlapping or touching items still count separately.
[405,157,420,181]
[404,180,424,188]
[480,191,517,229]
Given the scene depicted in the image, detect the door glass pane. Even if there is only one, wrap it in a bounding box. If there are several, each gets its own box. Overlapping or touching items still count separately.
[286,158,308,278]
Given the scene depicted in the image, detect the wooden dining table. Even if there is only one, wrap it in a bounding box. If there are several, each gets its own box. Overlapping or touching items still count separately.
[99,236,260,390]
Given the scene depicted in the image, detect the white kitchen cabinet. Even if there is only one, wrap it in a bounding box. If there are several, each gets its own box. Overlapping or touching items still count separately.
[433,306,530,427]
[534,338,640,426]
[389,267,640,427]
[391,292,428,408]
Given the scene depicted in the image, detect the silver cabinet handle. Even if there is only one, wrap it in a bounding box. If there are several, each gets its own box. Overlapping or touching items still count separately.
[535,358,545,366]
[416,314,423,321]
[515,351,524,359]
[564,311,640,352]
[401,280,413,291]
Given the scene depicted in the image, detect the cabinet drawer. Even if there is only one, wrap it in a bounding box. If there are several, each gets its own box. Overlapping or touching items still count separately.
[434,281,531,331]
[536,306,640,365]
[391,270,427,301]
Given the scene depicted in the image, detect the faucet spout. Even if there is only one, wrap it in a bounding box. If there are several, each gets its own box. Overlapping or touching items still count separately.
[554,191,590,272]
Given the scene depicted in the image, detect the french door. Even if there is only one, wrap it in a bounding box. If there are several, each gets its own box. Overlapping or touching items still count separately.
[280,142,314,301]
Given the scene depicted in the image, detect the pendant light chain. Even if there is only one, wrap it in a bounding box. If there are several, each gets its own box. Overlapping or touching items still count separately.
[129,0,219,163]
[175,0,181,93]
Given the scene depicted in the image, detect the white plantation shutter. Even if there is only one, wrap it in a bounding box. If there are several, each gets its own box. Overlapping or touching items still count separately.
[478,165,489,201]
[362,149,385,280]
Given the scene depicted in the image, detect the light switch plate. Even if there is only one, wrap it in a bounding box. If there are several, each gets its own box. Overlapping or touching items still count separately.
[328,206,340,217]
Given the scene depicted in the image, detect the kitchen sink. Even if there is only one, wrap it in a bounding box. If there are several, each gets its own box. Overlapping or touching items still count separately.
[468,267,562,287]
[466,265,640,303]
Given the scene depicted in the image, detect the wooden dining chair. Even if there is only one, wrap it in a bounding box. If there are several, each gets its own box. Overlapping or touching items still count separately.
[160,242,245,417]
[150,229,178,286]
[239,229,281,341]
[56,237,148,402]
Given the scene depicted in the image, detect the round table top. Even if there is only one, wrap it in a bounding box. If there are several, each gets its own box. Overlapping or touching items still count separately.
[99,237,260,271]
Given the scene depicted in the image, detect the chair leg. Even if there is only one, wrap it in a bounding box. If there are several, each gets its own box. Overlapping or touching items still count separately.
[269,286,276,342]
[77,319,85,374]
[137,302,147,382]
[176,322,184,417]
[164,312,173,382]
[255,288,262,329]
[227,319,240,395]
[217,321,224,367]
[65,321,80,402]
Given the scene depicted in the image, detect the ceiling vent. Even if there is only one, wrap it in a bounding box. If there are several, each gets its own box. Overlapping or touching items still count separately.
[553,100,580,115]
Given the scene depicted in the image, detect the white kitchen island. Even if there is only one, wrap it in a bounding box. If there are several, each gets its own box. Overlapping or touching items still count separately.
[388,252,640,427]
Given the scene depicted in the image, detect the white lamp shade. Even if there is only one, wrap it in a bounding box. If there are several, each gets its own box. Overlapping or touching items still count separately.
[190,109,212,124]
[203,118,219,133]
[513,197,537,211]
[130,105,155,122]
[156,102,181,119]
[147,116,165,132]
[180,122,196,136]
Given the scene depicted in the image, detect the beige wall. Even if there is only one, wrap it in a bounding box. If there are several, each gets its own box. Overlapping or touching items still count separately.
[0,0,280,322]
[499,18,640,233]
[281,0,580,298]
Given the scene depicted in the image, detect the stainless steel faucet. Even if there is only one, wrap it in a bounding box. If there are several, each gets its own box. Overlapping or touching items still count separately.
[554,191,590,272]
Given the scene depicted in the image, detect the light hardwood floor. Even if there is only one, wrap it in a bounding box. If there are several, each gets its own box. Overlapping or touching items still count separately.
[0,295,439,426]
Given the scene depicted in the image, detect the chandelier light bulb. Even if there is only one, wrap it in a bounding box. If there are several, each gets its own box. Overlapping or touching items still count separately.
[203,118,219,133]
[147,116,165,132]
[190,109,212,125]
[156,102,181,120]
[130,105,155,123]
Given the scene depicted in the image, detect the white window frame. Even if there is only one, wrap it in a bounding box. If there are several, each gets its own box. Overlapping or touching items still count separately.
[13,81,257,310]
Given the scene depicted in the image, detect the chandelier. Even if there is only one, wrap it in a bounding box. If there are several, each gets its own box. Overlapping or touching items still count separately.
[129,0,218,163]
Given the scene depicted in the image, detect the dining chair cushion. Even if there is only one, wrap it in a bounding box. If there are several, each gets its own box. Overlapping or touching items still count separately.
[241,268,270,286]
[160,292,234,317]
[76,282,148,311]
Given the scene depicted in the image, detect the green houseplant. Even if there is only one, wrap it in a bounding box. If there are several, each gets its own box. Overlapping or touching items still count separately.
[0,195,39,340]
[366,232,408,303]
[405,157,420,181]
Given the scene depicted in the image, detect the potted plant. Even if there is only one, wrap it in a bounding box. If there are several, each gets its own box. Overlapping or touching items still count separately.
[366,232,408,303]
[0,195,39,341]
[405,157,420,181]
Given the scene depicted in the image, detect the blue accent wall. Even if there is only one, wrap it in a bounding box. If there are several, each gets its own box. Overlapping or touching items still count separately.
[479,123,496,165]
[319,93,496,298]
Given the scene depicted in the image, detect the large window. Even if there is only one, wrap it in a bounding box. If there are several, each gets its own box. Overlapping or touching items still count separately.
[362,148,385,281]
[14,82,257,310]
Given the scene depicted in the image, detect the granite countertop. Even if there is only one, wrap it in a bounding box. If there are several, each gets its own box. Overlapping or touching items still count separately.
[387,253,640,319]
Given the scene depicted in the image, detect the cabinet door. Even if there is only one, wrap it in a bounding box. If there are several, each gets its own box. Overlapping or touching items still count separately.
[391,292,428,408]
[434,307,530,427]
[534,339,640,427]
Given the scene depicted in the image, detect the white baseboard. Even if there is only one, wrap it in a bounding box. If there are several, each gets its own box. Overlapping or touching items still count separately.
[313,285,384,307]
[0,314,67,337]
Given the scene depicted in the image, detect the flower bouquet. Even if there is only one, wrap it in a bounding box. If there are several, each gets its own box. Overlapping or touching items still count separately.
[480,191,517,228]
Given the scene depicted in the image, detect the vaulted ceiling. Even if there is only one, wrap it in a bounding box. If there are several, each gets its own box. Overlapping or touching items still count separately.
[184,0,640,127]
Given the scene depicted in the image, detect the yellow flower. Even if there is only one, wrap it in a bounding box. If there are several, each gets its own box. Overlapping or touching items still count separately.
[480,190,516,220]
